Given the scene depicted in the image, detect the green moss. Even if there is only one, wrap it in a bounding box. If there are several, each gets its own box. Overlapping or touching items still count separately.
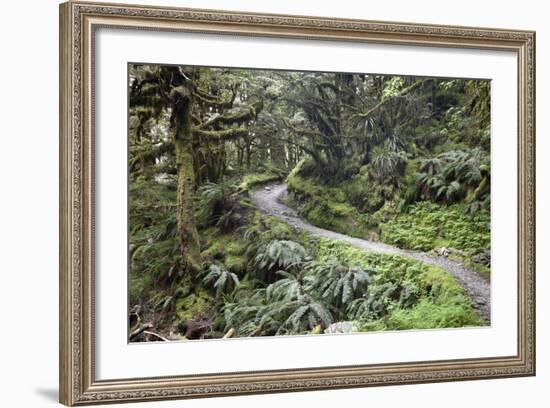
[200,240,226,262]
[227,241,246,256]
[175,288,215,322]
[200,228,243,261]
[239,172,282,192]
[247,211,299,241]
[225,254,247,275]
[286,173,372,239]
[341,173,391,214]
[199,227,250,277]
[315,238,423,282]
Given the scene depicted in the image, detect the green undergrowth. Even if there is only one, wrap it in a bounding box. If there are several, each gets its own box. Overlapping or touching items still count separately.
[129,176,179,306]
[314,238,483,330]
[379,201,491,279]
[130,178,484,339]
[380,201,490,252]
[200,227,249,276]
[286,172,375,240]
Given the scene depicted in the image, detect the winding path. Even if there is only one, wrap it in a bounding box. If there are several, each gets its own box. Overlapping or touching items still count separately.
[251,183,491,323]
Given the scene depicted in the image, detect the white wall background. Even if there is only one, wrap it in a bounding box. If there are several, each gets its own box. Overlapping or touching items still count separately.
[0,0,545,406]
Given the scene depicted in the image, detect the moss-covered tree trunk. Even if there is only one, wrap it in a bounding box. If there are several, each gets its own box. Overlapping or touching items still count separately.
[170,83,202,279]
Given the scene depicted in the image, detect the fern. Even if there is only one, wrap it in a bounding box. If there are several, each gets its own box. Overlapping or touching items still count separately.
[346,279,420,321]
[275,294,333,335]
[371,143,406,182]
[306,258,372,306]
[415,148,490,210]
[266,271,307,301]
[196,180,243,231]
[202,262,240,298]
[252,240,307,283]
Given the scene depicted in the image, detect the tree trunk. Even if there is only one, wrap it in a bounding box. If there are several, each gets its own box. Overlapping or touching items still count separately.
[245,141,252,169]
[170,84,202,279]
[236,144,244,169]
[269,131,286,169]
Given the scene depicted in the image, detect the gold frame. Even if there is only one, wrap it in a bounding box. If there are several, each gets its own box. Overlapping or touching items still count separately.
[59,1,536,405]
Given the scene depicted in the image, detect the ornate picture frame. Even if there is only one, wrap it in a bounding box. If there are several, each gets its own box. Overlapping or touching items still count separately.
[59,1,535,405]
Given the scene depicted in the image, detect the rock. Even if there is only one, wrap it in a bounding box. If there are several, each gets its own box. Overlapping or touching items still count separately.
[437,247,450,257]
[471,250,491,266]
[264,186,271,191]
[324,321,357,334]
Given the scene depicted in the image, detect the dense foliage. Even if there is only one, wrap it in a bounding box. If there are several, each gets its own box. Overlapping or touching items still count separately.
[128,64,490,341]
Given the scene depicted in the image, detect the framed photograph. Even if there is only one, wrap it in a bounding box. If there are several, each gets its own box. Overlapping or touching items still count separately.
[59,1,536,405]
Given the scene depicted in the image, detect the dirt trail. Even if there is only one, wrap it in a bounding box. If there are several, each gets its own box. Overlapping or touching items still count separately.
[250,183,491,323]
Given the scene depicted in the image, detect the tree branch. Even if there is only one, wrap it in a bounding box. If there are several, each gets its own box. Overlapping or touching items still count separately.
[129,323,154,340]
[198,105,257,130]
[143,330,170,342]
[355,79,428,119]
[194,127,249,141]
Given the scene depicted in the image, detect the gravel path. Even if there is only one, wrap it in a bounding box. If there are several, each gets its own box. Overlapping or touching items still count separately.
[250,183,491,324]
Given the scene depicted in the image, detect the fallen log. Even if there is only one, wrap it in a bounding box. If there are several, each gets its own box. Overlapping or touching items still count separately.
[223,328,235,339]
[143,330,169,342]
[129,322,153,340]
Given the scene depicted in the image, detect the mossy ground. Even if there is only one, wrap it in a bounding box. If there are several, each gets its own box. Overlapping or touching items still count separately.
[175,288,215,322]
[286,172,375,240]
[200,227,248,277]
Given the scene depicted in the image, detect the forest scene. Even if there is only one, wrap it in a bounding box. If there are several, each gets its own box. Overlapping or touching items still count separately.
[128,63,491,342]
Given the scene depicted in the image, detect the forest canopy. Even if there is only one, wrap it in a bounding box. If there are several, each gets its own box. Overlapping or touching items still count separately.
[128,64,491,342]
